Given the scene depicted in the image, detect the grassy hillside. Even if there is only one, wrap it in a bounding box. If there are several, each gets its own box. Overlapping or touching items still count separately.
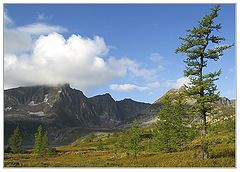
[4,129,235,167]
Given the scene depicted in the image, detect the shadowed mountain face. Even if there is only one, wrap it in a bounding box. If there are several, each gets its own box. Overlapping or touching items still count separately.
[4,84,150,145]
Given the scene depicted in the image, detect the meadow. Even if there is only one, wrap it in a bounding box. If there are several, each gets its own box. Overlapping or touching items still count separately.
[4,129,235,167]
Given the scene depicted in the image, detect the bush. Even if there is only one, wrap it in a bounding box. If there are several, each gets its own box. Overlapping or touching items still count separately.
[209,144,235,158]
[190,132,235,149]
[96,139,104,151]
[48,147,57,154]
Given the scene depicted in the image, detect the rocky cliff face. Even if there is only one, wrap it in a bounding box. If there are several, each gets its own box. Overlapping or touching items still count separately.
[216,97,235,107]
[116,99,150,121]
[4,84,150,145]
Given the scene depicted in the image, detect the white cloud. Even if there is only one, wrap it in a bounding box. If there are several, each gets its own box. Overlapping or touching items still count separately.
[4,12,67,54]
[145,81,171,89]
[108,57,157,80]
[174,77,190,89]
[4,11,13,25]
[4,33,109,89]
[109,81,172,92]
[4,29,33,54]
[150,52,163,62]
[4,9,66,54]
[4,23,67,54]
[37,13,49,21]
[4,32,157,91]
[110,84,148,92]
[4,12,161,91]
[17,23,67,35]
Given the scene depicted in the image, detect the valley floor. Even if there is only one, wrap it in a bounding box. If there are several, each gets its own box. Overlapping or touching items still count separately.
[4,143,235,167]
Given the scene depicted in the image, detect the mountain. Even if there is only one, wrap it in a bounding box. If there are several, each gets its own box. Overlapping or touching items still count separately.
[4,84,235,146]
[139,87,236,127]
[4,84,150,145]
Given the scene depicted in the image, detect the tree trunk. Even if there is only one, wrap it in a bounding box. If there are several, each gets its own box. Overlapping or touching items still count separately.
[201,109,209,159]
[199,54,209,159]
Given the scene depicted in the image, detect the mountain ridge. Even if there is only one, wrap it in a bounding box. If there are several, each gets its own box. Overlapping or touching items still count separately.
[4,84,235,145]
[4,84,150,145]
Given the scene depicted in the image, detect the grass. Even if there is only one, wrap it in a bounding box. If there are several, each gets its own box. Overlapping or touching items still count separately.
[4,131,235,167]
[4,144,235,167]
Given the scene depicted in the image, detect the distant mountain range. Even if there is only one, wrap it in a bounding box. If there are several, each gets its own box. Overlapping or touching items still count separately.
[4,84,150,145]
[4,84,235,146]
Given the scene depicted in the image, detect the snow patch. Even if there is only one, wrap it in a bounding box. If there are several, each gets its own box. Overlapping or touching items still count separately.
[75,113,80,120]
[44,94,48,102]
[29,111,46,116]
[28,100,41,106]
[28,101,36,106]
[4,107,12,111]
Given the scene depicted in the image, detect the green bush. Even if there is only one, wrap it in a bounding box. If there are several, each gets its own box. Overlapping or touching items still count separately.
[209,144,235,158]
[48,147,57,154]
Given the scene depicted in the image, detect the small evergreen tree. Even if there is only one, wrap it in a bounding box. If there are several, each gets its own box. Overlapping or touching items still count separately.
[8,126,22,153]
[153,93,192,152]
[34,125,43,154]
[176,5,233,158]
[128,120,141,158]
[113,131,128,156]
[33,125,49,155]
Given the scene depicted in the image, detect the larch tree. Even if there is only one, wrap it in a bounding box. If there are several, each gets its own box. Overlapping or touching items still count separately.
[8,126,22,153]
[175,5,233,158]
[128,120,141,158]
[34,125,43,154]
[153,92,193,152]
[33,125,49,155]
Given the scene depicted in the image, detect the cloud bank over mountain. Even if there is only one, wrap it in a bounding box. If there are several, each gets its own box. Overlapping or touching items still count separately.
[4,11,187,94]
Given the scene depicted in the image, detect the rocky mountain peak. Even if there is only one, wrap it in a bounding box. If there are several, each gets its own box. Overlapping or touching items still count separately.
[4,84,151,145]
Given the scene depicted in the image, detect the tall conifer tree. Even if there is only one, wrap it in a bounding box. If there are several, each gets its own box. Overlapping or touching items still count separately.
[176,5,233,158]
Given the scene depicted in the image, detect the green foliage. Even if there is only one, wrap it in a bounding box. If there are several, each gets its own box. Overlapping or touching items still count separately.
[190,131,235,159]
[209,144,235,158]
[128,120,141,158]
[175,4,233,125]
[8,126,22,153]
[4,142,235,167]
[48,147,57,155]
[191,132,235,148]
[34,125,43,154]
[33,125,49,155]
[153,93,195,152]
[209,116,235,133]
[4,125,235,167]
[176,5,233,158]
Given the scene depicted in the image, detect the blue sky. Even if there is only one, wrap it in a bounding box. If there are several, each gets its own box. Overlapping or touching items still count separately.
[4,4,236,103]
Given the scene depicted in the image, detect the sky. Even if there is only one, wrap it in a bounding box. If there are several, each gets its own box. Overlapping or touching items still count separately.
[3,4,236,103]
